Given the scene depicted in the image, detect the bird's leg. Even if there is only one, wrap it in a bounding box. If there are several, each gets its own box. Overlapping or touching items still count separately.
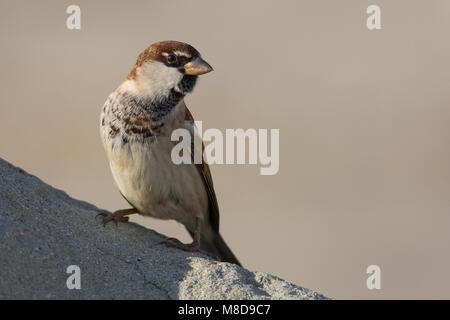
[166,217,202,251]
[165,217,220,261]
[96,208,138,226]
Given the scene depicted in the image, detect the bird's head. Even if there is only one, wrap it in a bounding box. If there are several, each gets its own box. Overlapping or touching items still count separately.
[127,40,213,99]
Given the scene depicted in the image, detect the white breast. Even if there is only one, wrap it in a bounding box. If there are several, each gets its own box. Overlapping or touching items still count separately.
[101,101,208,229]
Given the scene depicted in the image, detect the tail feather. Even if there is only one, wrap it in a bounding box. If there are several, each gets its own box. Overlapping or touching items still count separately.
[209,232,241,267]
[186,227,242,266]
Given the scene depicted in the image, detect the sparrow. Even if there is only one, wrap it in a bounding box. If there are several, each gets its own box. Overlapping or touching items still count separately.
[98,40,241,266]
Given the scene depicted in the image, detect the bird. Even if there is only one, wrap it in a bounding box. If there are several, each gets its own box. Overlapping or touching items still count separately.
[98,40,241,266]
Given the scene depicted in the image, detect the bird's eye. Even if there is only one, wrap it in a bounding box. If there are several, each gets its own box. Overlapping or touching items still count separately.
[167,54,177,65]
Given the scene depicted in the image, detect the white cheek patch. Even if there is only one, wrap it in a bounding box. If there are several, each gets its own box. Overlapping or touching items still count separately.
[137,61,183,98]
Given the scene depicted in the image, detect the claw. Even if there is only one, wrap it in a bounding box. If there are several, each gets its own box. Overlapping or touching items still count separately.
[165,237,220,261]
[164,218,220,261]
[96,211,130,227]
[96,212,106,218]
[166,237,189,249]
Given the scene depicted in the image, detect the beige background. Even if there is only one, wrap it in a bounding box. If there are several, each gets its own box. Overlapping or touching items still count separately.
[1,0,450,299]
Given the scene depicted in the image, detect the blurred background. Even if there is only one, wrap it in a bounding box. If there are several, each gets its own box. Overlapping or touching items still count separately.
[1,0,449,299]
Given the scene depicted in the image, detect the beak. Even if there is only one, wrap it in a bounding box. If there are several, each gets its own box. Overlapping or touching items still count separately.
[183,56,213,75]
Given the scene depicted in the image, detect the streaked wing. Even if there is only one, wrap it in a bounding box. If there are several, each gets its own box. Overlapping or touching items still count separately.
[182,101,220,232]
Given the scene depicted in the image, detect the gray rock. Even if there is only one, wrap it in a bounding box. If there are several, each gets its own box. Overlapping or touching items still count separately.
[0,157,327,299]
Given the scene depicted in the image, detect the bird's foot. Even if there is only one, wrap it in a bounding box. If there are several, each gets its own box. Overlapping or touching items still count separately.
[165,237,219,260]
[96,210,131,226]
[166,237,200,251]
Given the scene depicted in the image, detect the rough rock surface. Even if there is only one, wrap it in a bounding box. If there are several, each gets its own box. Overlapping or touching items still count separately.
[0,157,327,299]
